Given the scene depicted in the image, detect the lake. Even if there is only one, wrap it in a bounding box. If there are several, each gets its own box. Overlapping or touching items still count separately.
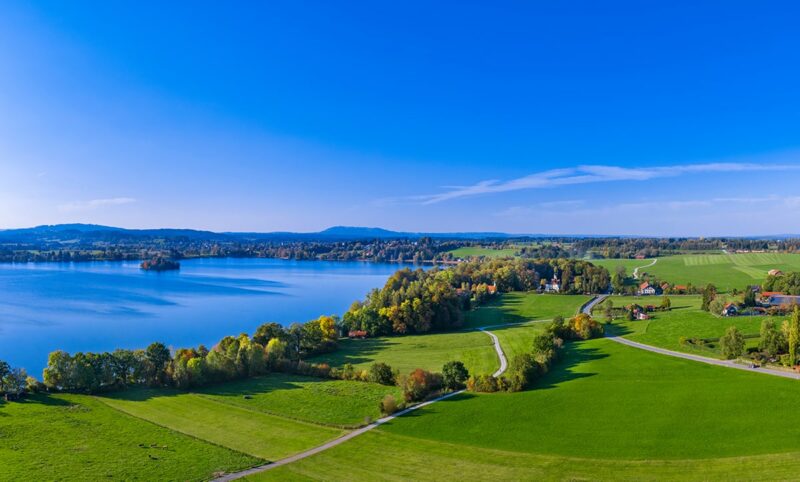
[0,258,407,376]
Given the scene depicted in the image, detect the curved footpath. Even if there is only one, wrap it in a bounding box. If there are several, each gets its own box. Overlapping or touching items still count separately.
[581,295,800,380]
[214,327,509,481]
[632,258,657,279]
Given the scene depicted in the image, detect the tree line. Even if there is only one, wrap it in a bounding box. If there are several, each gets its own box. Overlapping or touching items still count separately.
[468,313,603,393]
[342,259,610,337]
[12,258,609,399]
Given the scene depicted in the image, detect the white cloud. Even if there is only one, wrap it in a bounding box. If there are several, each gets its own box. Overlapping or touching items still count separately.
[413,162,800,204]
[58,197,137,212]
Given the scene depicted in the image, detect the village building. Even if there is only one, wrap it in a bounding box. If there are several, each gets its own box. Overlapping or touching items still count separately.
[768,269,784,277]
[544,272,561,293]
[763,293,800,307]
[637,282,661,296]
[722,303,738,317]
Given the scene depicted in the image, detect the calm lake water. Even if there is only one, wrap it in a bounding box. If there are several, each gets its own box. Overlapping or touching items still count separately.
[0,258,406,376]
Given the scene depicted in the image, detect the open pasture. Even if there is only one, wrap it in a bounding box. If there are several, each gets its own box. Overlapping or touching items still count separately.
[447,246,518,258]
[311,329,499,376]
[0,393,259,481]
[253,337,800,480]
[593,253,800,291]
[463,292,590,328]
[195,373,402,427]
[603,295,775,357]
[99,389,343,461]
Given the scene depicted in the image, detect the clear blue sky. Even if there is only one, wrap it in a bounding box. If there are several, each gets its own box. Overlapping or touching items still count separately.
[2,1,799,236]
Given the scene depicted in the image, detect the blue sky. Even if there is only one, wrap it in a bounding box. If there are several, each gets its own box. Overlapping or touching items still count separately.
[1,1,799,236]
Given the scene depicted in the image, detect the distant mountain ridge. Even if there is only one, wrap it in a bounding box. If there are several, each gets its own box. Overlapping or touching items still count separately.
[2,224,797,242]
[0,223,526,242]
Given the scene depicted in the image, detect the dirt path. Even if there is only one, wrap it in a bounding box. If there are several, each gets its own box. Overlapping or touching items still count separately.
[632,258,658,279]
[212,327,509,481]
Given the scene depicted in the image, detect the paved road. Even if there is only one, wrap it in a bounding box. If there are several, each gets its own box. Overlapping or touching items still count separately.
[632,258,658,279]
[213,326,509,481]
[606,333,800,380]
[581,294,608,315]
[479,327,508,377]
[581,293,800,380]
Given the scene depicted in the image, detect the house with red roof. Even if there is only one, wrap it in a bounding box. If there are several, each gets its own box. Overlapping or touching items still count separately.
[637,282,661,296]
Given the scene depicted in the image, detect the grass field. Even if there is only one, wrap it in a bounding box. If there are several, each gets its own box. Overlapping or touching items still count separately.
[447,246,518,258]
[99,389,343,461]
[311,330,498,376]
[601,295,776,357]
[0,393,259,481]
[312,293,586,377]
[593,252,800,292]
[254,337,800,480]
[195,374,403,427]
[250,432,800,482]
[463,292,590,328]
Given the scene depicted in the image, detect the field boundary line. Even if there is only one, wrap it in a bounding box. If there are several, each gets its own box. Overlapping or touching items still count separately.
[212,324,511,481]
[92,395,269,467]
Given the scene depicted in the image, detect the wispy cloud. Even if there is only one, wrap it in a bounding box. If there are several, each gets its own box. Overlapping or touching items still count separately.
[58,197,137,212]
[497,194,800,220]
[413,163,800,204]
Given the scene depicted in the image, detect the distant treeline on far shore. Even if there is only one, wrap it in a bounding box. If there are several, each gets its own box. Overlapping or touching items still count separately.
[5,226,800,264]
[2,258,608,400]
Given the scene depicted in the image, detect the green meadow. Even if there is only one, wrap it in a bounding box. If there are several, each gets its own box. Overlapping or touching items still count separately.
[601,295,777,357]
[447,246,518,258]
[0,393,259,481]
[194,374,403,427]
[594,252,800,292]
[463,292,590,328]
[254,338,800,480]
[311,329,498,375]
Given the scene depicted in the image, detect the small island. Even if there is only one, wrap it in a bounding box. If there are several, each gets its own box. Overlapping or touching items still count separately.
[140,257,180,271]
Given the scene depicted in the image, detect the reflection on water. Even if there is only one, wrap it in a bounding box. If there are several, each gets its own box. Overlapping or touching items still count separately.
[0,258,405,375]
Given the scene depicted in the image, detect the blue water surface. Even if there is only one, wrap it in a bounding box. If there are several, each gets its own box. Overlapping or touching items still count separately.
[0,258,406,376]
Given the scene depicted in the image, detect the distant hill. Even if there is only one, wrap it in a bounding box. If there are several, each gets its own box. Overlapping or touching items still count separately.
[0,223,532,244]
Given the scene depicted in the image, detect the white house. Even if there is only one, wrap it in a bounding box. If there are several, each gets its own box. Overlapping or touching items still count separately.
[544,274,561,293]
[637,282,661,296]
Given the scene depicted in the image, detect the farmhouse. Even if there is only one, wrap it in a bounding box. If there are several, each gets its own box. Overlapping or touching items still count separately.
[637,282,661,296]
[768,269,784,277]
[721,303,738,317]
[764,294,800,307]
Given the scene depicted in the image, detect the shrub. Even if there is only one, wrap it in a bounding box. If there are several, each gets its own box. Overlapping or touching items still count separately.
[532,334,559,366]
[368,362,395,385]
[506,354,540,392]
[467,374,499,393]
[719,326,745,359]
[441,361,469,390]
[399,369,443,402]
[569,313,603,340]
[379,394,401,415]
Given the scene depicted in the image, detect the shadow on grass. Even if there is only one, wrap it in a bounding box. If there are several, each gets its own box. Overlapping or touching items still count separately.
[532,341,608,390]
[309,337,398,367]
[462,296,529,329]
[605,323,634,337]
[98,374,323,403]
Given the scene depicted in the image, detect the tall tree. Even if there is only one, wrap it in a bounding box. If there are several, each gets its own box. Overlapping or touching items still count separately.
[789,306,800,366]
